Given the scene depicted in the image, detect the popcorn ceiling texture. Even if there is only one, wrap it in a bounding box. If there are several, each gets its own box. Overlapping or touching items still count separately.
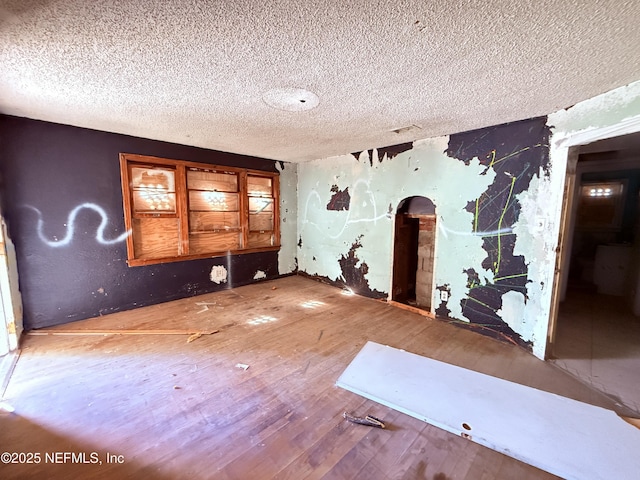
[0,0,639,162]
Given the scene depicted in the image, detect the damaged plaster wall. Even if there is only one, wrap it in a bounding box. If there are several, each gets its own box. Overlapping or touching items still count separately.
[298,118,552,354]
[298,137,492,308]
[297,80,640,359]
[277,161,298,275]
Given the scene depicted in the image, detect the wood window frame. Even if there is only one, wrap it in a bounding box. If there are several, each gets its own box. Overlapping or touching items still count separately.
[120,153,280,267]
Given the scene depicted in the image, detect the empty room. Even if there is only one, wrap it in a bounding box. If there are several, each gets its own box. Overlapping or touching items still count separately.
[1,1,640,479]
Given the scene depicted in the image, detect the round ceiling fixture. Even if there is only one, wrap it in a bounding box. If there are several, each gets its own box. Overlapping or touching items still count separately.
[262,87,319,112]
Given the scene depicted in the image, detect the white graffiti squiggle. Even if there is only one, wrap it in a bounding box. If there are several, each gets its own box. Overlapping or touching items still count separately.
[302,182,514,242]
[302,179,387,240]
[27,203,131,247]
[438,223,513,239]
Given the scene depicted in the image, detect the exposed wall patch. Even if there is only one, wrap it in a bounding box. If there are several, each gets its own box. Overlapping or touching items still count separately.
[446,117,551,349]
[338,235,385,299]
[378,142,414,160]
[210,265,228,284]
[326,185,351,211]
[253,270,267,280]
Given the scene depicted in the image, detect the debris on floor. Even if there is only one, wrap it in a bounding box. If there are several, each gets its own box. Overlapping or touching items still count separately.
[195,301,218,314]
[187,330,220,343]
[343,411,386,428]
[235,363,249,371]
[187,332,203,343]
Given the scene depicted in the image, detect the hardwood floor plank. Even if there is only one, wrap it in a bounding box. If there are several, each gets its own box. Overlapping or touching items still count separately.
[0,276,617,479]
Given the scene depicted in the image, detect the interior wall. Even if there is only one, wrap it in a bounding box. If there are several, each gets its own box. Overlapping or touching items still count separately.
[0,115,297,330]
[298,118,552,352]
[547,80,640,354]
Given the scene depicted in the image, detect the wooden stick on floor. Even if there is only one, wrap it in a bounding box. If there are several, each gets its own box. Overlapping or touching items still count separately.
[27,329,220,336]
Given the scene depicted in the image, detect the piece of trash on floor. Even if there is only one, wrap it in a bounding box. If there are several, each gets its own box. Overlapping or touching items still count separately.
[195,301,217,314]
[173,385,181,390]
[272,286,277,290]
[187,332,203,343]
[235,363,249,371]
[343,411,385,428]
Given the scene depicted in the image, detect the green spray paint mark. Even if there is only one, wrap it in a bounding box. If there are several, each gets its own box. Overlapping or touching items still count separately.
[487,149,497,169]
[494,273,528,282]
[463,295,493,310]
[494,175,517,275]
[474,197,480,232]
[492,146,531,167]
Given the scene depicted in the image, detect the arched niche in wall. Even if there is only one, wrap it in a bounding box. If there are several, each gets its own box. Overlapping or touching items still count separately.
[392,196,437,311]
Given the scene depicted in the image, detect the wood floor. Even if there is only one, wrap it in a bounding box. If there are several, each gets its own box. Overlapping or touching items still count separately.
[0,276,620,479]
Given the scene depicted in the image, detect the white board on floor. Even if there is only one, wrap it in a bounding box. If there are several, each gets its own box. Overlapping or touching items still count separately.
[336,341,640,480]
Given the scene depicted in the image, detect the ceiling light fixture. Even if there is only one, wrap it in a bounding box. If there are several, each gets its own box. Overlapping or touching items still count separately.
[263,88,319,112]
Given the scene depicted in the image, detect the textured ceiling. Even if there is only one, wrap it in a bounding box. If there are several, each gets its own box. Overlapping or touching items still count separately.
[1,1,640,163]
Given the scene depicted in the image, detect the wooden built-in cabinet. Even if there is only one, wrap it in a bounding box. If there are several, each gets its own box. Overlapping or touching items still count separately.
[120,154,279,266]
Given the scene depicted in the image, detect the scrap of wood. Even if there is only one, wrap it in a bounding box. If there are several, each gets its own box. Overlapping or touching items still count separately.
[187,332,203,343]
[195,301,219,314]
[28,329,220,336]
[388,300,435,319]
[343,411,386,428]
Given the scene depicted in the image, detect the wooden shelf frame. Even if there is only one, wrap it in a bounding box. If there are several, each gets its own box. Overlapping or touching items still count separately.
[120,153,280,267]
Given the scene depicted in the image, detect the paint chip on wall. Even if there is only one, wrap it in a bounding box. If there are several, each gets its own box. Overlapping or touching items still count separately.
[210,265,228,284]
[326,185,351,211]
[253,270,267,280]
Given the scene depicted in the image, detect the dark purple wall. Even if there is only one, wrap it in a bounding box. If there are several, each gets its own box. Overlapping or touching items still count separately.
[0,115,280,329]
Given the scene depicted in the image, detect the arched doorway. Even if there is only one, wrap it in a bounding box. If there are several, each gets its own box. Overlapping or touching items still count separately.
[392,196,436,311]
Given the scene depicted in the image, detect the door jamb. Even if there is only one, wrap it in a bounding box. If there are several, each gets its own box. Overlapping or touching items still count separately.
[545,114,640,359]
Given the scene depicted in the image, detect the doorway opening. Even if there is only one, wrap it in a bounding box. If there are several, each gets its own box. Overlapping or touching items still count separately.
[391,196,436,312]
[549,130,640,415]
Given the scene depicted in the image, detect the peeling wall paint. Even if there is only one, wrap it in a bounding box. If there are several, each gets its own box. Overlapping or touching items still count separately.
[447,118,551,349]
[549,81,640,137]
[295,80,640,358]
[253,270,267,280]
[277,161,298,275]
[326,185,351,211]
[298,135,493,310]
[298,118,552,352]
[210,265,228,284]
[337,235,384,297]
